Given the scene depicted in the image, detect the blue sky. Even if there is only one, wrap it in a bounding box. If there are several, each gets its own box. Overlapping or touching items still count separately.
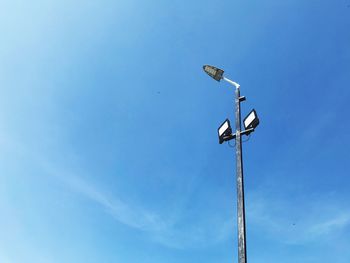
[0,0,350,262]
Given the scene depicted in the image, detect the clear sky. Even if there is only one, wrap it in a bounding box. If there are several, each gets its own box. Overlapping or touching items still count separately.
[0,0,350,262]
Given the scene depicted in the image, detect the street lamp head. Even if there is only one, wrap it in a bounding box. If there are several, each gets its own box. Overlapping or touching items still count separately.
[203,65,224,81]
[243,109,260,130]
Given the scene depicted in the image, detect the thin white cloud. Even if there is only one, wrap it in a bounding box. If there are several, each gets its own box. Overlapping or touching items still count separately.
[247,192,350,245]
[309,212,350,236]
[59,173,162,230]
[49,169,232,249]
[0,128,233,250]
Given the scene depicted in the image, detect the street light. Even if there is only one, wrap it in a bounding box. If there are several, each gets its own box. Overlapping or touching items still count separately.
[203,65,224,81]
[203,65,260,263]
[218,119,233,144]
[243,109,259,130]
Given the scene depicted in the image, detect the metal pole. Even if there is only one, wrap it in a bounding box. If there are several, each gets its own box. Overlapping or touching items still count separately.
[235,85,247,263]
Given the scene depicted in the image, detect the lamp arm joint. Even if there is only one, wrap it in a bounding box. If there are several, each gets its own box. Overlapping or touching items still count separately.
[240,128,255,136]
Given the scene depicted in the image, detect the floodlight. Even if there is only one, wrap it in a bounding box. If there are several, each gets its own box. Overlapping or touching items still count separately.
[218,119,232,144]
[243,109,259,130]
[203,65,224,81]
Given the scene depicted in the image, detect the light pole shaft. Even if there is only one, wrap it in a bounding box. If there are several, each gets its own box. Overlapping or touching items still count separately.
[235,86,247,263]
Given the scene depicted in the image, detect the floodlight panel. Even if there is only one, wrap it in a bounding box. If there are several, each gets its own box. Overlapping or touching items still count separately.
[244,110,256,129]
[218,120,229,137]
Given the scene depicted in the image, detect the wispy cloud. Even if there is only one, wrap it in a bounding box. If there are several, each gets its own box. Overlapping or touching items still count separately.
[43,164,233,249]
[58,173,170,232]
[0,128,233,250]
[309,212,350,236]
[247,191,350,245]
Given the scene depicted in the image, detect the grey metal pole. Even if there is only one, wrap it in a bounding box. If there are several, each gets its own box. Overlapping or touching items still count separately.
[235,85,247,263]
[208,73,249,263]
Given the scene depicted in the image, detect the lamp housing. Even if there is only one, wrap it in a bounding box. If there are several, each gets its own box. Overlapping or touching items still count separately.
[203,65,224,81]
[218,119,232,144]
[243,109,259,130]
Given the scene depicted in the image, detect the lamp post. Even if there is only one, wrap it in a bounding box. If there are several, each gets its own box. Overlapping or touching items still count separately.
[203,65,259,263]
